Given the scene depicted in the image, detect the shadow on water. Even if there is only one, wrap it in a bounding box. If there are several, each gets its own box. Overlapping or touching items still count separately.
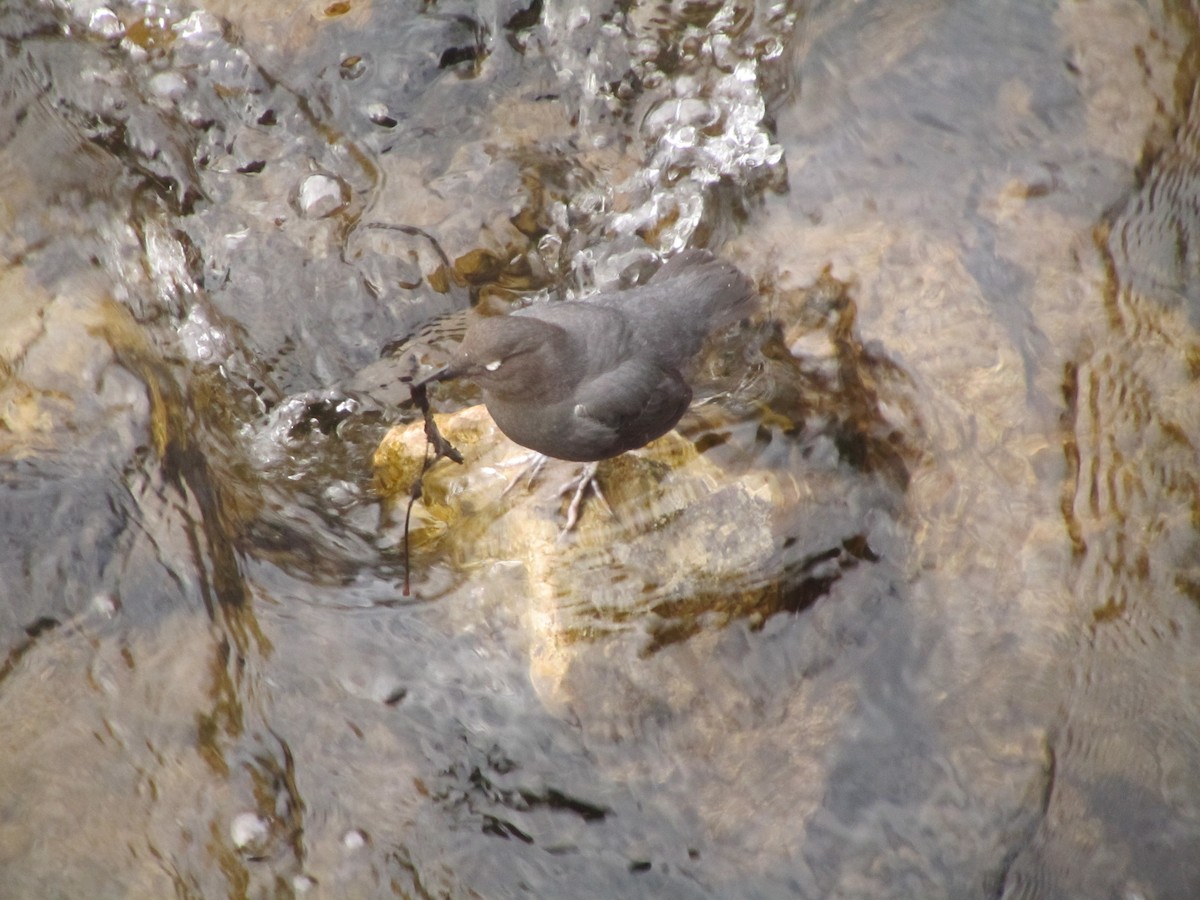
[2,0,1200,897]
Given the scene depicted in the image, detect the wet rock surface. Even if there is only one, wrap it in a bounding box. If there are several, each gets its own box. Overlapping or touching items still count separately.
[377,274,915,708]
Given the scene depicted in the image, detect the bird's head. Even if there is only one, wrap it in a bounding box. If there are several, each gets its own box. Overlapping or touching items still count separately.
[416,313,571,401]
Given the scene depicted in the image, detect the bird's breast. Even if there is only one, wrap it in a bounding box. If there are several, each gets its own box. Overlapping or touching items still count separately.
[482,393,623,462]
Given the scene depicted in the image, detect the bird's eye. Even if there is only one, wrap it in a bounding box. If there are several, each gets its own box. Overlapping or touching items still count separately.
[484,360,502,372]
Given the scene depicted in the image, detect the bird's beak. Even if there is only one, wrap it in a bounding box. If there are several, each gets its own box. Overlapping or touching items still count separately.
[411,357,469,388]
[411,366,450,388]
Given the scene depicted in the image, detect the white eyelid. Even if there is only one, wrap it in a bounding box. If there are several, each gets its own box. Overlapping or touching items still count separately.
[484,360,502,372]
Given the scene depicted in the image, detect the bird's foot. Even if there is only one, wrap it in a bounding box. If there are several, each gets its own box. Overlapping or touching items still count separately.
[497,455,612,536]
[499,452,549,499]
[558,461,613,537]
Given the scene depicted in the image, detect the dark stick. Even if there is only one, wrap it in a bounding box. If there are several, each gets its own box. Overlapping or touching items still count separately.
[401,447,426,597]
[402,381,463,595]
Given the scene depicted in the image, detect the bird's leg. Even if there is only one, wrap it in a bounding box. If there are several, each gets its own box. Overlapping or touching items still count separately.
[558,461,613,536]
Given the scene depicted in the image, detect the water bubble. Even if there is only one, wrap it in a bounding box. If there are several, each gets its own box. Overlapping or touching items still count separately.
[87,7,125,40]
[342,828,368,850]
[91,592,121,618]
[178,304,229,365]
[323,480,362,509]
[340,55,367,80]
[643,97,717,133]
[366,103,398,128]
[144,222,196,310]
[174,10,223,47]
[295,173,350,219]
[230,812,270,853]
[149,71,188,102]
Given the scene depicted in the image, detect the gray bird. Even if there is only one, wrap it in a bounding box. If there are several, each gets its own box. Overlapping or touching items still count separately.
[420,249,758,462]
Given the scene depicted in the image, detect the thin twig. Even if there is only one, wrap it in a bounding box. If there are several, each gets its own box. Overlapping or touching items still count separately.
[402,382,462,595]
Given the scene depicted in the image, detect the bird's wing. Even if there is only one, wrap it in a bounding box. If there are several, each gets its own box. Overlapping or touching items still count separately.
[571,359,693,456]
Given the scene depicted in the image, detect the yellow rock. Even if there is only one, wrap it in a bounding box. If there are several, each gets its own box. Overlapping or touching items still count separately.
[373,404,800,703]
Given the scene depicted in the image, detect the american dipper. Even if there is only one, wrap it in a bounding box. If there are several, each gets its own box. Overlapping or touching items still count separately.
[419,249,757,461]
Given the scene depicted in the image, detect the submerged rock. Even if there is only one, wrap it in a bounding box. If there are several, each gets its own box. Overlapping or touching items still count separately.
[375,405,787,699]
[374,274,915,707]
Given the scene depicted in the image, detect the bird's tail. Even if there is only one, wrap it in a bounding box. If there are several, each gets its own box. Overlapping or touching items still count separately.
[609,249,757,368]
[590,249,758,366]
[648,249,759,331]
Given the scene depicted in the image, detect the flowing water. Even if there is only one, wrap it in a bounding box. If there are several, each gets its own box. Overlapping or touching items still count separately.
[2,0,1199,897]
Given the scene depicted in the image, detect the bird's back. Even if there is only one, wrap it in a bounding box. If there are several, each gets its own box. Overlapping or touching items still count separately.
[590,250,758,370]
